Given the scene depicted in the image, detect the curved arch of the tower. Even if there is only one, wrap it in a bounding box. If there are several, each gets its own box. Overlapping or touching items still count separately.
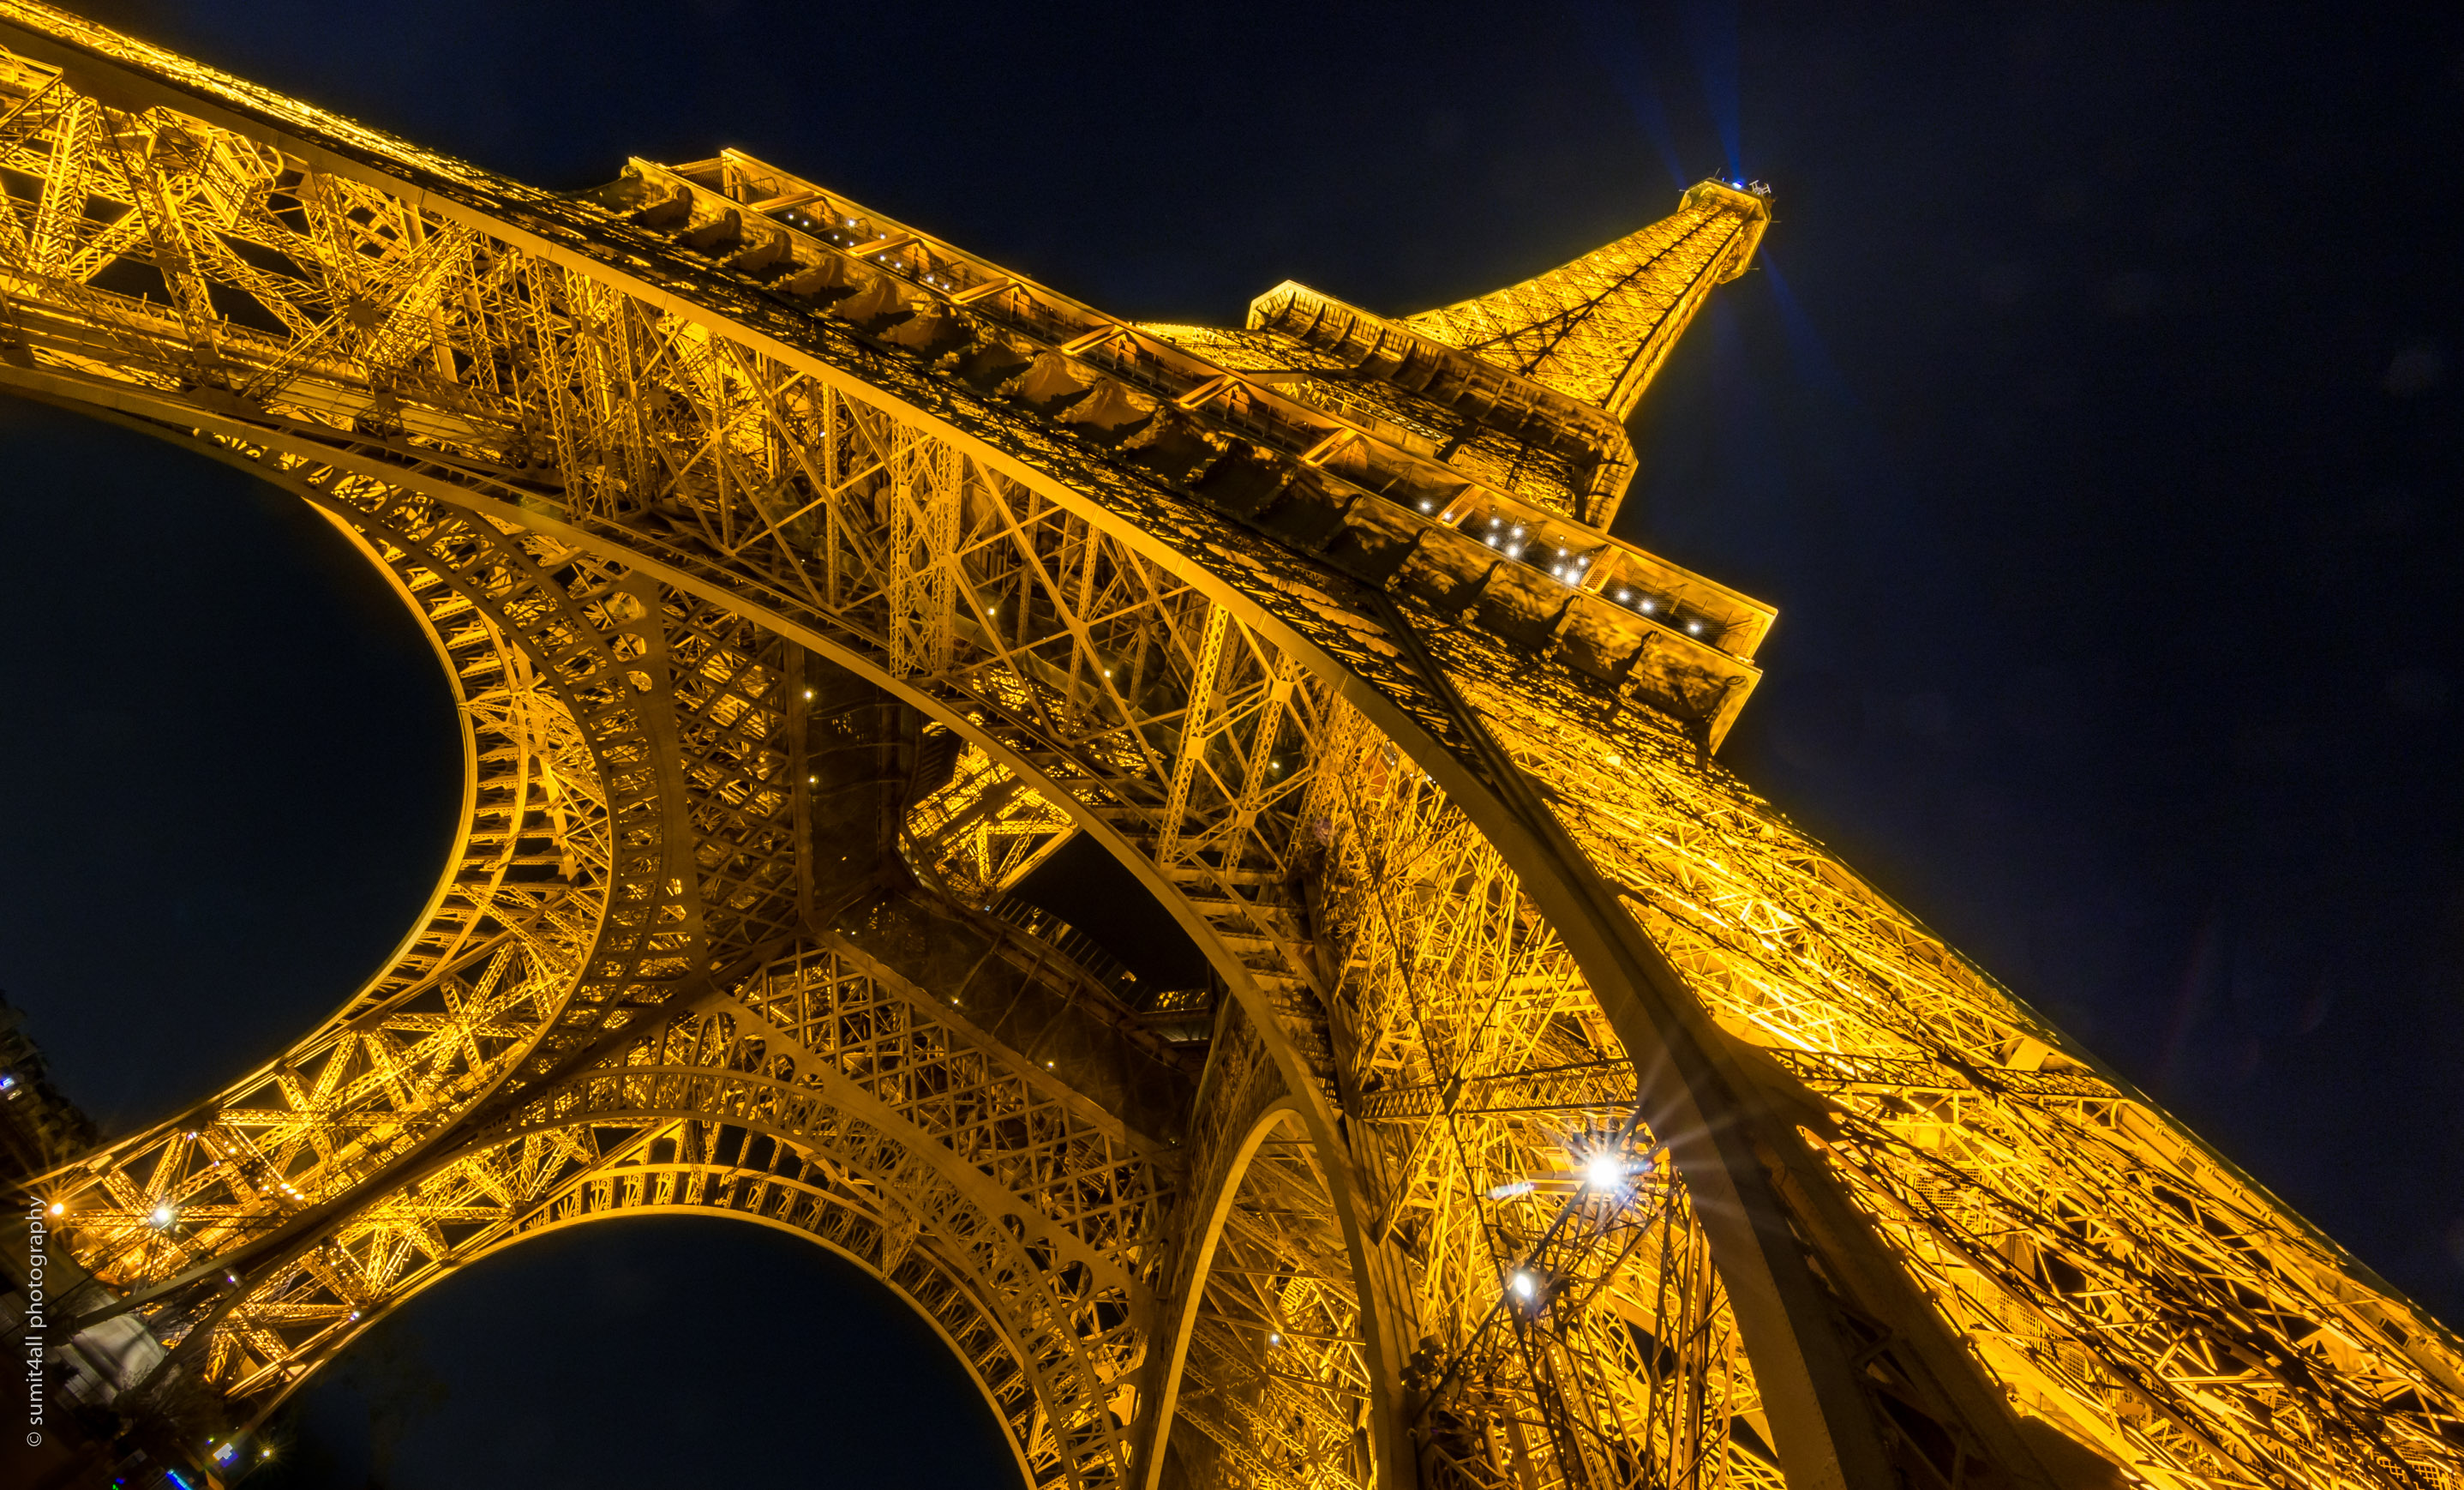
[3,8,2460,1490]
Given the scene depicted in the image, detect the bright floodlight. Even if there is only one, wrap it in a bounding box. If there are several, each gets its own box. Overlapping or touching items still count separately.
[150,1204,174,1227]
[1585,1151,1625,1190]
[1510,1271,1537,1301]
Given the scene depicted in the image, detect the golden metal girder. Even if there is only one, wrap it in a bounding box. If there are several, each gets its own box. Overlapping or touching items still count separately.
[3,9,2460,1490]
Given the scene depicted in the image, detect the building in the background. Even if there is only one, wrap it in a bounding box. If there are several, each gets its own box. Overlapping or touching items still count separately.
[0,991,95,1184]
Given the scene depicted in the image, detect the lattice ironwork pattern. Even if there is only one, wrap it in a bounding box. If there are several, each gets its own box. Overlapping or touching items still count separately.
[3,7,2460,1490]
[904,737,1080,906]
[1401,182,1768,428]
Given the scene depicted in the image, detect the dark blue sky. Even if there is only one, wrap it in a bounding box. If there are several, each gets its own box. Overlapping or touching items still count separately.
[2,3,2458,1486]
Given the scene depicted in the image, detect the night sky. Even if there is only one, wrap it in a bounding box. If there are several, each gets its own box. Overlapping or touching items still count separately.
[2,3,2460,1486]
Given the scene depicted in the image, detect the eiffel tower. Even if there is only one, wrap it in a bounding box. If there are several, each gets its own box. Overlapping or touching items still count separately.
[3,6,2459,1489]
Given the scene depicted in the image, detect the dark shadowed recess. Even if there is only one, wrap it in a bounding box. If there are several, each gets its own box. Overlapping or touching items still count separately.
[247,1218,1016,1490]
[1015,837,1214,992]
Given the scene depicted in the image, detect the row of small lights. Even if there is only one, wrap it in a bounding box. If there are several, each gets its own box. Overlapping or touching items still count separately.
[1475,517,1716,636]
[758,206,959,293]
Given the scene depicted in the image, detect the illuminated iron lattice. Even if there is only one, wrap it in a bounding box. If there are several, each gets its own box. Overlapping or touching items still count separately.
[3,6,2460,1490]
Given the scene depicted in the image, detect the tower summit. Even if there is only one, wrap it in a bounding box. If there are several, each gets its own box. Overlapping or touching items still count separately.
[1,5,2456,1489]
